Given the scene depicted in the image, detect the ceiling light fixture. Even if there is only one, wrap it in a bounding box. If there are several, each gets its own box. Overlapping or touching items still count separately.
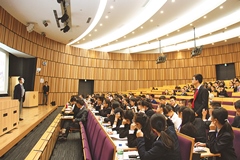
[220,6,223,9]
[60,24,70,33]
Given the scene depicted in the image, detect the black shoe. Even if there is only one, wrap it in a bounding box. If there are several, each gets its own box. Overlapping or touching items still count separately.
[19,118,23,121]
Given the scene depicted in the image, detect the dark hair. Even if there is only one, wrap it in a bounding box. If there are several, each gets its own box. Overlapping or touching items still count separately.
[180,108,197,138]
[123,110,134,123]
[212,107,234,138]
[188,98,193,104]
[178,106,187,115]
[181,108,195,125]
[159,96,166,100]
[234,100,240,109]
[137,100,151,109]
[104,99,111,107]
[124,98,130,104]
[76,99,85,106]
[150,94,155,98]
[134,112,151,138]
[130,97,137,106]
[70,97,77,102]
[18,77,23,81]
[114,107,124,117]
[210,101,221,108]
[193,74,203,83]
[163,105,173,115]
[150,113,174,149]
[169,96,176,100]
[111,101,120,109]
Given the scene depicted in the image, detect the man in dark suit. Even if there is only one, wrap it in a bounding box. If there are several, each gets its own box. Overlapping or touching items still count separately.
[61,99,88,139]
[13,77,25,121]
[192,74,209,118]
[169,96,180,113]
[42,81,49,105]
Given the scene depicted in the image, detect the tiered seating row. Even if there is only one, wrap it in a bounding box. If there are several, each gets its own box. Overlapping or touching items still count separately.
[79,110,116,160]
[25,114,61,160]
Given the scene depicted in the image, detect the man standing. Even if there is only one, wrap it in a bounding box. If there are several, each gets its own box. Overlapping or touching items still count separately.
[192,74,209,118]
[43,81,49,105]
[14,77,25,121]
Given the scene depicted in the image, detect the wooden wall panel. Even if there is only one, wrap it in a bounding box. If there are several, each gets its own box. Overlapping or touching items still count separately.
[2,6,240,105]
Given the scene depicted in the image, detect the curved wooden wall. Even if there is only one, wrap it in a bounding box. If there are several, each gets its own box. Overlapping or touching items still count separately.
[1,7,240,105]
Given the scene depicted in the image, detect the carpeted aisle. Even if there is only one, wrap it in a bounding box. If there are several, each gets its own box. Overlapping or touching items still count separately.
[0,107,62,160]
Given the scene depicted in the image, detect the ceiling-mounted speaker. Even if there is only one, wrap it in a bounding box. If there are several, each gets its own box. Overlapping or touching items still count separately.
[26,23,34,33]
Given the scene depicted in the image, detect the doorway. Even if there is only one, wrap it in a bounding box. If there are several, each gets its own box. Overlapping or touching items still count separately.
[216,63,236,80]
[78,79,94,98]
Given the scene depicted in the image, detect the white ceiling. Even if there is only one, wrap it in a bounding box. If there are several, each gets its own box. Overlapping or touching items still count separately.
[1,0,240,55]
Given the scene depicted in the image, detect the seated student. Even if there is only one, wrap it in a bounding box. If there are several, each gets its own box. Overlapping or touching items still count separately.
[129,97,138,112]
[69,97,78,117]
[195,108,237,160]
[163,105,182,130]
[60,99,88,139]
[118,110,134,138]
[136,113,181,160]
[122,97,130,110]
[217,85,229,97]
[159,96,169,105]
[104,101,120,123]
[94,96,104,111]
[232,100,240,128]
[169,96,180,113]
[202,101,221,129]
[110,107,124,132]
[137,100,155,118]
[187,98,193,108]
[178,99,186,107]
[180,107,206,142]
[128,112,155,151]
[156,104,165,114]
[149,94,157,104]
[99,99,111,117]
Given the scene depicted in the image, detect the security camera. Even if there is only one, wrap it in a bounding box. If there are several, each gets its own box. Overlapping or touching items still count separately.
[43,20,48,27]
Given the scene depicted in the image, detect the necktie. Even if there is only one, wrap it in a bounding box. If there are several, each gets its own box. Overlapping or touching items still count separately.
[192,89,199,109]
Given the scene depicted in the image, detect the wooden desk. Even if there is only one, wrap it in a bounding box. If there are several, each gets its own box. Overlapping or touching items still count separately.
[193,147,221,159]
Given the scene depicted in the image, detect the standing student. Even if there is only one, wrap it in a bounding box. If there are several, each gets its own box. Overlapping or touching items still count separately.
[195,108,237,160]
[13,77,25,121]
[136,113,181,160]
[42,81,49,105]
[192,74,209,118]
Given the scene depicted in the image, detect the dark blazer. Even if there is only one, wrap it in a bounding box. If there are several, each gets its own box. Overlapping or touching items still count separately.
[136,125,181,160]
[151,99,158,104]
[43,85,49,94]
[232,116,240,128]
[172,104,180,113]
[193,85,209,118]
[145,108,155,118]
[75,107,88,125]
[193,118,207,143]
[118,123,130,138]
[207,129,237,160]
[99,107,111,117]
[13,84,25,102]
[72,104,80,118]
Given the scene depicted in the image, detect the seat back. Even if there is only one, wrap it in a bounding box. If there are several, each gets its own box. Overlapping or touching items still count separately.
[99,137,116,160]
[177,132,195,160]
[228,110,236,116]
[228,115,235,125]
[233,127,240,160]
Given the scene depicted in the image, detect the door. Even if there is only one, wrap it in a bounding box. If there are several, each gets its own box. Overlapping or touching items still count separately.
[216,63,236,80]
[78,79,94,98]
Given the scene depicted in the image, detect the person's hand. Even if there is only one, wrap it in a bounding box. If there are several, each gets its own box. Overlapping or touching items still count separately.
[130,122,137,130]
[122,119,127,125]
[202,109,207,119]
[107,114,110,117]
[136,129,143,137]
[209,121,216,130]
[72,119,75,122]
[115,112,120,119]
[195,142,206,147]
[195,112,198,117]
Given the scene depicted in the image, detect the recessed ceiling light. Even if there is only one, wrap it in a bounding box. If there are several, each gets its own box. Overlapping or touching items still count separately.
[105,15,108,19]
[190,24,193,26]
[172,0,175,2]
[100,23,103,26]
[239,36,240,38]
[220,6,223,9]
[77,41,80,43]
[115,39,118,42]
[89,34,91,36]
[209,32,212,35]
[212,43,214,45]
[150,19,153,22]
[166,34,169,36]
[160,11,164,14]
[94,29,97,32]
[124,36,126,38]
[225,27,227,29]
[83,38,85,40]
[110,6,114,9]
[141,26,143,29]
[177,30,180,32]
[224,39,227,42]
[132,32,135,34]
[204,16,207,19]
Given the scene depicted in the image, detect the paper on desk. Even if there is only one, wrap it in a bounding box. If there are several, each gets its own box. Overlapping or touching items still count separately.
[123,151,139,160]
[62,116,74,119]
[194,147,206,152]
[109,134,127,140]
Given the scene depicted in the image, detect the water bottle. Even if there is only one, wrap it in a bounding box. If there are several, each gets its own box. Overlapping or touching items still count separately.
[117,143,124,160]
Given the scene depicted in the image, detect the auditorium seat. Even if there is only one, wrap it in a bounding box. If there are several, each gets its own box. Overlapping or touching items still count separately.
[177,132,195,160]
[233,127,240,160]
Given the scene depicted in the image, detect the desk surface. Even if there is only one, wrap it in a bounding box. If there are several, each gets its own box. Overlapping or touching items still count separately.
[193,147,221,158]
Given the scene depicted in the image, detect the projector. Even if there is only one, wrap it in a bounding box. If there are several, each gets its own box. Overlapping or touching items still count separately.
[156,55,166,64]
[191,45,203,57]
